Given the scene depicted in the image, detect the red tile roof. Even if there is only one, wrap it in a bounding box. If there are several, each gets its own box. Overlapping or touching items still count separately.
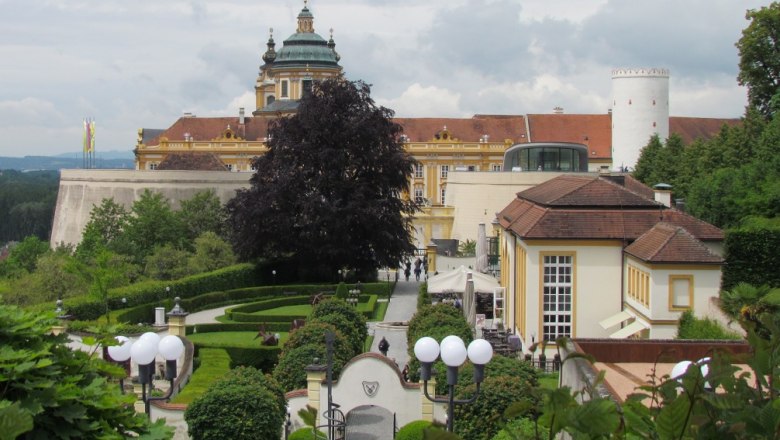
[144,114,739,158]
[669,117,740,145]
[148,116,273,145]
[499,175,723,243]
[624,223,723,264]
[393,115,528,143]
[526,114,612,159]
[517,174,657,208]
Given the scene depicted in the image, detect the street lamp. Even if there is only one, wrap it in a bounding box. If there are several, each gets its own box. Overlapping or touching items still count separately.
[107,332,185,416]
[414,336,493,432]
[348,282,361,307]
[272,270,277,285]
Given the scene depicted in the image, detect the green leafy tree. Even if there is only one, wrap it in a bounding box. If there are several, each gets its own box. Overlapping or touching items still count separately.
[0,170,58,243]
[185,366,285,440]
[0,303,172,439]
[5,235,50,274]
[144,244,192,280]
[737,2,780,117]
[118,190,185,263]
[75,198,129,261]
[71,248,136,323]
[177,190,227,242]
[186,231,237,274]
[226,77,418,280]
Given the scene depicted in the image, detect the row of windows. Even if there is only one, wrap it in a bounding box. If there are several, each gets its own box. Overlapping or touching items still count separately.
[413,185,446,205]
[627,265,650,308]
[278,78,313,99]
[412,163,503,180]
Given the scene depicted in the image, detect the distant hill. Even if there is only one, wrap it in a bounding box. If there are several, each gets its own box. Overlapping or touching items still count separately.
[0,155,135,171]
[54,150,135,160]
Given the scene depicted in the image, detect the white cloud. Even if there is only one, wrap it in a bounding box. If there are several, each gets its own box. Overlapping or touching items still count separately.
[0,0,769,156]
[377,84,466,118]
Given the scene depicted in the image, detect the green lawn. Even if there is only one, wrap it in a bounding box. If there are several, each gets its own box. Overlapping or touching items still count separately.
[187,331,289,348]
[254,304,312,316]
[538,372,559,389]
[171,348,231,404]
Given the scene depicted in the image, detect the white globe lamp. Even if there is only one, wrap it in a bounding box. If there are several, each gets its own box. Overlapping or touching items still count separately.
[107,335,132,362]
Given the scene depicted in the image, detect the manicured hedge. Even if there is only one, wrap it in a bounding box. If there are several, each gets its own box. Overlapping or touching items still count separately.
[187,322,290,335]
[187,340,282,372]
[226,295,378,323]
[64,263,261,321]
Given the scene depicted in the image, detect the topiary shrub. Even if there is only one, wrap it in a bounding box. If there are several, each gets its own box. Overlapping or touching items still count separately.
[308,298,368,344]
[310,312,364,357]
[453,375,538,440]
[396,420,434,440]
[289,427,327,440]
[417,282,431,309]
[335,282,348,300]
[273,344,328,392]
[183,365,284,439]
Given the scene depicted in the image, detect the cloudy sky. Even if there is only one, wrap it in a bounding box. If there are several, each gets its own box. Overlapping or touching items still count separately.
[0,0,770,157]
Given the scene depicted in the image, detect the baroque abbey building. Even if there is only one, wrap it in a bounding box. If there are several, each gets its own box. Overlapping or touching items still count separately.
[126,3,735,249]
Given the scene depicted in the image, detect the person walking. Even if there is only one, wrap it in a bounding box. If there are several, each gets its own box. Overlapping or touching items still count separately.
[378,336,390,357]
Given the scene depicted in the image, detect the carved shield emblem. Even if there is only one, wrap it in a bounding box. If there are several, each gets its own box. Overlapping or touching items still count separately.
[362,381,379,397]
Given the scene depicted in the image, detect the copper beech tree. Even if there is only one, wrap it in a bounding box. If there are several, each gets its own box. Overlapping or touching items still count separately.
[226,77,418,280]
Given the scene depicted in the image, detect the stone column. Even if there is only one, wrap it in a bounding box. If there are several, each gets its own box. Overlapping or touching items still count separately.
[426,242,438,274]
[166,297,189,338]
[305,364,327,427]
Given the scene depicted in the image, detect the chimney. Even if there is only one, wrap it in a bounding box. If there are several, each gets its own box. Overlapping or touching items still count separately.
[653,183,673,207]
[239,107,245,125]
[553,106,564,114]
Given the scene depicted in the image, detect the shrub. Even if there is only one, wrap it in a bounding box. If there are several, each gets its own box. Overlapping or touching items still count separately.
[289,427,327,440]
[453,375,537,440]
[492,417,549,440]
[722,225,780,290]
[310,312,364,357]
[185,366,285,440]
[335,282,348,300]
[309,299,368,349]
[417,282,431,309]
[676,310,741,340]
[284,322,352,358]
[273,344,329,392]
[396,420,434,440]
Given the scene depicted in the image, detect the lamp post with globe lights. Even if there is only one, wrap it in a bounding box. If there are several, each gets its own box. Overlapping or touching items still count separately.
[107,332,185,416]
[414,336,493,432]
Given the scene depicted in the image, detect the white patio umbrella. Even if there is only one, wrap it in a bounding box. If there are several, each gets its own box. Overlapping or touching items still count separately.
[475,223,488,273]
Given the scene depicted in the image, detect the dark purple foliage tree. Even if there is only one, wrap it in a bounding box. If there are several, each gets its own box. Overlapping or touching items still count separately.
[226,77,418,279]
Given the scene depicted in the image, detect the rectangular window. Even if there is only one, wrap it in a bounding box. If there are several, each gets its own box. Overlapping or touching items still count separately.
[281,80,289,98]
[669,275,693,310]
[492,164,502,172]
[414,186,424,204]
[440,165,449,179]
[440,187,446,205]
[302,79,313,96]
[226,164,233,171]
[149,163,158,170]
[414,164,424,179]
[627,265,650,308]
[542,254,573,342]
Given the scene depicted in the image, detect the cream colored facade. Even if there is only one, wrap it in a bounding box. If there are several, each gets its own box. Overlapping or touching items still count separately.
[497,233,724,351]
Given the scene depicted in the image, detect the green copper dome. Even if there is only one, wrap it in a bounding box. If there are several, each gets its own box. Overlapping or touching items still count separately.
[275,32,340,67]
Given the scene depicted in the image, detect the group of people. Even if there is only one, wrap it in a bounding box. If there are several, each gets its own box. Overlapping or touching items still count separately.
[403,256,427,281]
